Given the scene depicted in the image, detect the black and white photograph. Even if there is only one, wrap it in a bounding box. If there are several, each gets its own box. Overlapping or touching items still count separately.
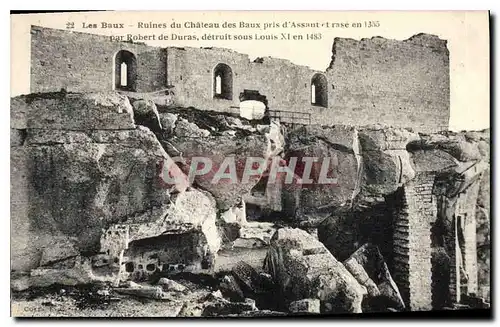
[8,10,491,318]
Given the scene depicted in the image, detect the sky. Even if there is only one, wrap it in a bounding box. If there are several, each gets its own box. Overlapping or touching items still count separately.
[10,11,490,131]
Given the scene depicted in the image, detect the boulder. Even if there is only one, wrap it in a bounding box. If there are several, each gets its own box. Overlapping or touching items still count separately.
[157,277,187,292]
[159,112,179,135]
[431,246,451,309]
[226,310,287,317]
[233,222,276,249]
[283,125,361,218]
[264,228,366,313]
[407,131,488,162]
[361,149,415,196]
[410,149,458,173]
[202,297,257,317]
[161,130,280,211]
[131,99,162,133]
[343,243,405,311]
[103,188,221,282]
[232,261,270,293]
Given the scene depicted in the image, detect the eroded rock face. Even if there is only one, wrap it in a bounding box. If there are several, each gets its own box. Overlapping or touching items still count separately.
[358,128,417,199]
[10,93,188,273]
[407,130,489,162]
[12,127,188,271]
[264,228,366,313]
[289,298,320,314]
[98,188,221,283]
[317,214,360,262]
[12,91,135,130]
[476,168,490,301]
[10,91,491,315]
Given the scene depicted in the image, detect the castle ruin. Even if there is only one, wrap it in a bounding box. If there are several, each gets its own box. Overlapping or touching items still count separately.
[30,25,450,133]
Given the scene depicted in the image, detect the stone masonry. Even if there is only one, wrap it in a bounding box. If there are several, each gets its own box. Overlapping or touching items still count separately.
[29,26,450,133]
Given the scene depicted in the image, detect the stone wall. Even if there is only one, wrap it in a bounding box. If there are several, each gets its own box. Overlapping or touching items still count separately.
[29,26,450,133]
[30,26,166,93]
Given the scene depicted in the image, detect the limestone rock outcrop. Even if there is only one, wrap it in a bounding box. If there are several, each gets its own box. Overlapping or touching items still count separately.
[263,228,366,313]
[317,214,360,262]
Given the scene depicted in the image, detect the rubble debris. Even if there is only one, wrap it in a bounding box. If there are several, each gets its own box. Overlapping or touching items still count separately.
[98,188,221,283]
[11,97,189,271]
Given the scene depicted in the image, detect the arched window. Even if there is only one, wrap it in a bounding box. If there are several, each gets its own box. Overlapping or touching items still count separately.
[311,73,328,107]
[213,63,233,100]
[115,50,137,91]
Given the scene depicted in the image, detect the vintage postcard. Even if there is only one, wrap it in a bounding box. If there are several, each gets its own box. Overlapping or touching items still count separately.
[10,10,490,318]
